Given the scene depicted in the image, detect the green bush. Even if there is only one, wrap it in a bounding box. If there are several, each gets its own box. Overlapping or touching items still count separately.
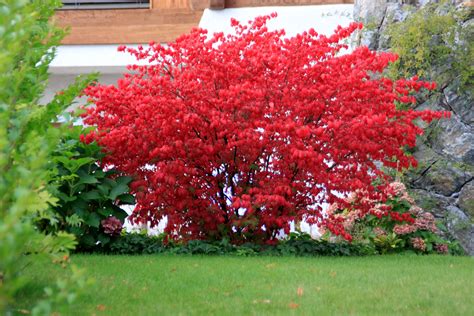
[101,232,376,257]
[107,233,165,255]
[0,0,95,312]
[36,125,134,251]
[387,1,473,90]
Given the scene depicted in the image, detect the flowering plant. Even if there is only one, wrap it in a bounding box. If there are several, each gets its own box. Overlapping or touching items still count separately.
[325,182,456,254]
[101,216,123,236]
[82,14,448,243]
[39,125,134,251]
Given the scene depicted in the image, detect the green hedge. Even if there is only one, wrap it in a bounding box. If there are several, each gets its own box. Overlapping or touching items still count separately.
[88,232,380,257]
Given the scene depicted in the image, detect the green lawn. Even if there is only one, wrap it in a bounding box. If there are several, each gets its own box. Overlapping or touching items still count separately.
[16,255,474,315]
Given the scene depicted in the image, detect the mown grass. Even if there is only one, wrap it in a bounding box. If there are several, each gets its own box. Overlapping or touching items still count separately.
[16,254,474,315]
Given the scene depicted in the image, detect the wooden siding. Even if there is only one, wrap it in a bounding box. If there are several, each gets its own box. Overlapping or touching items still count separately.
[55,0,354,44]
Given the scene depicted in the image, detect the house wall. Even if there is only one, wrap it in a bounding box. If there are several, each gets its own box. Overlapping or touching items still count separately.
[46,4,354,107]
[54,0,353,44]
[46,1,355,105]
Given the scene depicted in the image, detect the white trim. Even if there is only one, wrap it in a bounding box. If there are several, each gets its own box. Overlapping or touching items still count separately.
[49,5,353,74]
[199,5,354,38]
[49,44,147,74]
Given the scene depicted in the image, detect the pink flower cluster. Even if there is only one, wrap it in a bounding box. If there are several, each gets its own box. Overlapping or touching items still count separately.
[325,203,362,232]
[325,181,451,254]
[388,181,407,196]
[411,237,426,252]
[101,216,123,236]
[393,224,417,235]
[387,181,415,204]
[414,212,437,232]
[435,243,449,254]
[392,212,437,235]
[408,205,422,216]
[373,227,387,237]
[328,181,439,235]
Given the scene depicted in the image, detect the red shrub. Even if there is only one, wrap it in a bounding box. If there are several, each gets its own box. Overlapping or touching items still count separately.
[82,15,449,243]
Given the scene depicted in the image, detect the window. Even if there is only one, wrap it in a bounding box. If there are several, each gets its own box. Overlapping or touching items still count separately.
[60,0,150,10]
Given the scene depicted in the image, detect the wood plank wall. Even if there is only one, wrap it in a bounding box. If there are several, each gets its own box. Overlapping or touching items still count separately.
[55,0,353,44]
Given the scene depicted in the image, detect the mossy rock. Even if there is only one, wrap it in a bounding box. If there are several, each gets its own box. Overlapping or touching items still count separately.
[458,181,474,218]
[410,158,472,196]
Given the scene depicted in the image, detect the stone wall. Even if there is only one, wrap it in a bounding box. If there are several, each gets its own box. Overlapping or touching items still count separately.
[353,0,473,254]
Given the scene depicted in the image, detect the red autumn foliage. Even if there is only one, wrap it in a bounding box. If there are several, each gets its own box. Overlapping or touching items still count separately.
[82,14,449,243]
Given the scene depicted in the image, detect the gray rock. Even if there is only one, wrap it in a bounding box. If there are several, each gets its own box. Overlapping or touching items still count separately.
[446,205,474,255]
[412,142,441,166]
[411,189,474,255]
[418,0,432,6]
[429,62,459,90]
[385,3,411,23]
[354,0,389,26]
[458,181,474,217]
[410,189,454,218]
[414,94,447,112]
[431,115,474,164]
[443,84,474,125]
[415,162,471,196]
[356,30,378,48]
[376,3,410,49]
[353,0,390,50]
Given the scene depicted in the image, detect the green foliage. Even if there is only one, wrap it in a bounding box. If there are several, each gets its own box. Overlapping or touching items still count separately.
[372,232,404,255]
[345,199,462,255]
[31,265,94,316]
[101,233,375,257]
[37,125,133,251]
[104,232,165,255]
[387,1,473,90]
[88,225,463,257]
[0,0,94,312]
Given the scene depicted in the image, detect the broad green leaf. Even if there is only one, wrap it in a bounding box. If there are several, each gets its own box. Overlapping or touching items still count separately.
[56,191,77,203]
[97,184,110,196]
[117,193,135,204]
[98,233,111,245]
[109,184,129,200]
[80,235,96,247]
[116,176,133,186]
[103,178,117,188]
[111,205,128,221]
[71,198,88,213]
[92,169,105,179]
[77,172,99,185]
[85,213,101,228]
[97,207,113,217]
[81,190,100,201]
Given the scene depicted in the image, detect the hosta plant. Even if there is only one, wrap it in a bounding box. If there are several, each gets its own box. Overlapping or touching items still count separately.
[82,14,449,243]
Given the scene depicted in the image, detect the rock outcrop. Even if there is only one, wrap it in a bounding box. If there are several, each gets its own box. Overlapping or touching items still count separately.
[353,0,473,254]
